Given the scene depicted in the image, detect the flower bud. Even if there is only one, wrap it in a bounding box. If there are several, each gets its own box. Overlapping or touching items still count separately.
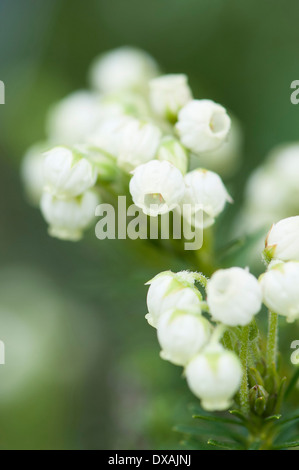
[117,118,162,172]
[156,136,188,175]
[46,91,101,145]
[149,74,192,121]
[182,169,232,228]
[43,146,97,199]
[21,142,48,206]
[89,47,159,93]
[207,267,262,326]
[176,99,231,154]
[259,261,299,322]
[146,271,202,328]
[157,309,211,366]
[129,160,185,217]
[76,145,118,182]
[185,344,242,411]
[264,216,299,262]
[40,190,99,241]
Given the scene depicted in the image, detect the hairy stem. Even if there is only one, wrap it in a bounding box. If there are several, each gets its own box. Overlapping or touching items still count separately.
[266,311,279,371]
[239,325,250,415]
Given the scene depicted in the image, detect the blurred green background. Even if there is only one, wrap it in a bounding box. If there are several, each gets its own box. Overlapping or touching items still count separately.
[0,0,299,450]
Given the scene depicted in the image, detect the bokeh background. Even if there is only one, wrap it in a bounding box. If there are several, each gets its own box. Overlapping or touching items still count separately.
[0,0,299,450]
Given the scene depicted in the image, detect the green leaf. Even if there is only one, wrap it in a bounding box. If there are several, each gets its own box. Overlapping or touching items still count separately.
[265,414,281,423]
[285,368,299,399]
[229,410,248,422]
[207,439,243,450]
[192,414,243,426]
[273,440,299,450]
[277,414,299,426]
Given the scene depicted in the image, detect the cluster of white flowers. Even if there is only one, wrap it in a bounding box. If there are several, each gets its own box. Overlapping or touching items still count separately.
[260,216,299,323]
[144,216,299,410]
[21,46,235,241]
[145,268,263,411]
[238,144,299,236]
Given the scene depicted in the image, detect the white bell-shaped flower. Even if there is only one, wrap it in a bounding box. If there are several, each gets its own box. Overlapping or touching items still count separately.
[149,74,192,121]
[88,115,132,157]
[89,47,159,93]
[43,146,97,199]
[176,99,231,154]
[129,160,185,217]
[146,271,202,328]
[117,118,162,172]
[182,169,232,228]
[40,190,99,241]
[21,142,48,206]
[46,91,101,145]
[259,261,299,322]
[157,309,211,366]
[185,344,242,411]
[265,216,299,262]
[207,267,262,326]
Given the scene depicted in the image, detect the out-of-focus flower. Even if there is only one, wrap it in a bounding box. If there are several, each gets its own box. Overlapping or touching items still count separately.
[43,146,97,198]
[40,189,99,241]
[156,136,189,175]
[89,47,159,94]
[146,271,202,328]
[129,160,185,217]
[21,142,49,206]
[182,169,232,228]
[176,100,231,153]
[87,115,132,157]
[149,74,192,121]
[76,145,118,182]
[185,344,242,411]
[46,91,102,145]
[206,267,262,326]
[265,216,299,262]
[157,308,211,366]
[117,118,162,172]
[259,261,299,322]
[189,117,243,178]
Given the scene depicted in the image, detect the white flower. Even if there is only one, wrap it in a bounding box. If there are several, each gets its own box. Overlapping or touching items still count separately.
[129,160,185,217]
[89,47,159,93]
[117,118,162,172]
[43,146,97,198]
[146,271,202,328]
[265,216,299,262]
[207,267,262,326]
[259,261,299,322]
[40,190,99,241]
[185,344,242,411]
[46,91,101,145]
[88,115,133,157]
[176,99,231,153]
[21,142,48,206]
[182,169,232,228]
[149,74,192,120]
[157,309,211,366]
[156,136,188,175]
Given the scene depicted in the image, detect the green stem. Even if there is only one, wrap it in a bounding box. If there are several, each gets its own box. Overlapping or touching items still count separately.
[239,325,250,415]
[266,311,279,371]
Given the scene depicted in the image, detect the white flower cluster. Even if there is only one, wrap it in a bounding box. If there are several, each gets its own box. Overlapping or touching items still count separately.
[260,216,299,323]
[145,268,263,411]
[21,47,234,240]
[239,143,299,236]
